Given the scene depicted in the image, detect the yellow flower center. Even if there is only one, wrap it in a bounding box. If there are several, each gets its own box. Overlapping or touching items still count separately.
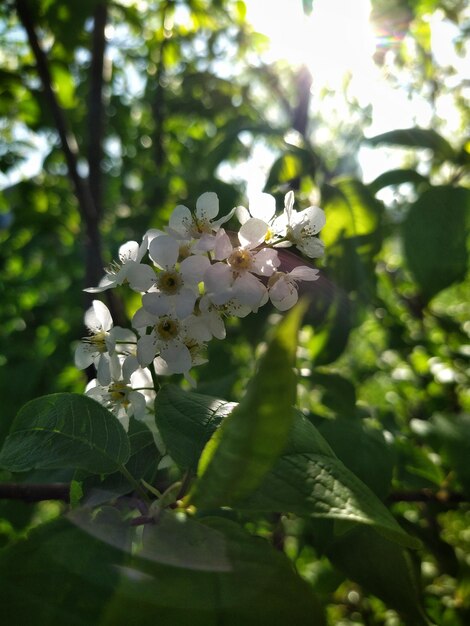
[158,270,182,294]
[156,317,180,341]
[228,248,252,272]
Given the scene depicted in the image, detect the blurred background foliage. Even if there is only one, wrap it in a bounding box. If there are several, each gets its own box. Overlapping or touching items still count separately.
[0,0,469,624]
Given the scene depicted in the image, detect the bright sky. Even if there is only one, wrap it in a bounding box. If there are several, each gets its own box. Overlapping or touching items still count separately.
[238,0,469,191]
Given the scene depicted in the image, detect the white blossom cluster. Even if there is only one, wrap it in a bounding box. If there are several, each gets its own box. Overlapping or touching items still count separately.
[75,191,325,428]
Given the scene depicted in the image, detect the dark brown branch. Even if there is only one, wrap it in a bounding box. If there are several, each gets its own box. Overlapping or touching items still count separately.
[387,489,467,506]
[88,0,108,219]
[15,0,104,289]
[0,482,70,503]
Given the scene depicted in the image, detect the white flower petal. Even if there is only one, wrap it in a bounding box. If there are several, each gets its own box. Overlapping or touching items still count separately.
[213,229,233,260]
[154,344,192,374]
[298,237,325,258]
[169,204,192,237]
[238,218,268,248]
[235,205,250,225]
[180,254,211,284]
[74,343,94,370]
[270,278,299,311]
[93,300,113,331]
[233,273,267,308]
[149,235,179,269]
[249,193,276,223]
[96,354,111,386]
[196,191,219,221]
[119,240,140,262]
[132,307,157,330]
[252,247,280,276]
[142,292,172,316]
[295,205,326,235]
[137,335,158,367]
[125,262,156,292]
[174,288,197,319]
[284,190,295,220]
[289,266,320,281]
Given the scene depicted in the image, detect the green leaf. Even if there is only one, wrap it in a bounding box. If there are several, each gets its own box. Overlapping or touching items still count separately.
[0,393,130,475]
[188,304,305,509]
[317,417,394,498]
[412,413,470,495]
[366,127,456,162]
[0,515,126,626]
[321,177,382,247]
[239,412,419,549]
[321,178,383,299]
[102,516,326,626]
[155,385,235,471]
[326,527,430,625]
[368,168,430,195]
[403,186,470,300]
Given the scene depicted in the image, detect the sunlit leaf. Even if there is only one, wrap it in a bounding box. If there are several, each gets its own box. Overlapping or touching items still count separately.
[188,303,305,509]
[366,128,456,162]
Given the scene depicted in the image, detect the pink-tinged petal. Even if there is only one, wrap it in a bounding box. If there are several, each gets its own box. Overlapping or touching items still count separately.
[232,273,267,308]
[125,262,156,292]
[137,335,158,367]
[142,292,172,316]
[96,354,111,386]
[213,229,233,260]
[270,278,299,311]
[174,288,198,319]
[249,193,276,223]
[289,266,320,281]
[252,247,280,276]
[196,191,219,221]
[194,233,216,252]
[235,205,250,225]
[169,204,192,237]
[149,235,179,269]
[204,263,233,304]
[119,240,140,262]
[74,343,94,370]
[180,254,211,284]
[132,307,157,330]
[238,218,268,248]
[212,206,236,229]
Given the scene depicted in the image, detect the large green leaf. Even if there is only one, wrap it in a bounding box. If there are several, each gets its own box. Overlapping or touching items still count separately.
[317,417,394,498]
[0,515,126,626]
[0,393,130,475]
[188,304,304,509]
[403,186,470,300]
[366,128,456,162]
[102,516,326,626]
[326,526,430,625]
[155,385,235,471]
[239,412,419,549]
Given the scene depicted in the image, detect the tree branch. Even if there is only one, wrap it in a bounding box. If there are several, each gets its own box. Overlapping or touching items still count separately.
[88,0,108,219]
[15,0,104,290]
[0,482,70,503]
